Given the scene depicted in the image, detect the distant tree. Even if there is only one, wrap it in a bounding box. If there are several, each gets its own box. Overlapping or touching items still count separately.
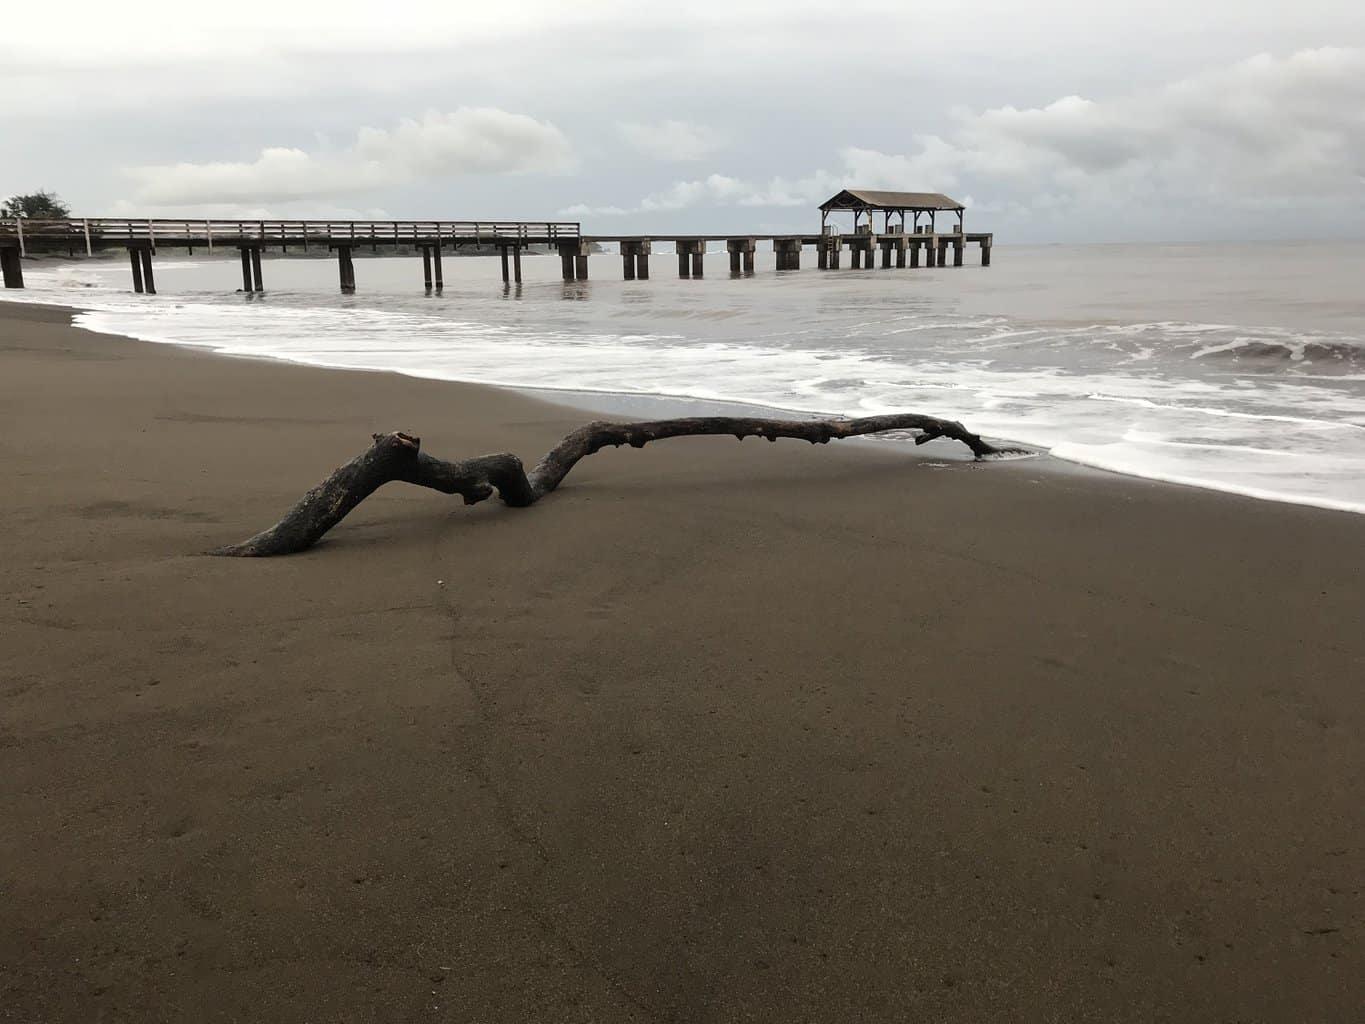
[1,190,70,219]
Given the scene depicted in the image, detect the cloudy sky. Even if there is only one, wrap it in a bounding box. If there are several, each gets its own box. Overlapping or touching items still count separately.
[3,0,1364,242]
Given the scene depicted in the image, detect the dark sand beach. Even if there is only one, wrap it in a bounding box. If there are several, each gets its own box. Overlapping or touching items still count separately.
[2,299,1362,1021]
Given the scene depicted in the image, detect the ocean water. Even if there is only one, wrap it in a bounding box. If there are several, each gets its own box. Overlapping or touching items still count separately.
[11,241,1365,513]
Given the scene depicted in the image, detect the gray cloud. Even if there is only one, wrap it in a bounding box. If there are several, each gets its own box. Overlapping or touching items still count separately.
[124,108,573,206]
[617,120,723,161]
[559,48,1365,234]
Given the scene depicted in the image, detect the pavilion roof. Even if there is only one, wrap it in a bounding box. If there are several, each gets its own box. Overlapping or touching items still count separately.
[819,189,964,212]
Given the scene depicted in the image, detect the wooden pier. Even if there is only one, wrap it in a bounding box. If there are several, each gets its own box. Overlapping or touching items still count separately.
[0,190,992,294]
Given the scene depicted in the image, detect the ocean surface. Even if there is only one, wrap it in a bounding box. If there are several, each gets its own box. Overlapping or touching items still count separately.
[12,241,1365,513]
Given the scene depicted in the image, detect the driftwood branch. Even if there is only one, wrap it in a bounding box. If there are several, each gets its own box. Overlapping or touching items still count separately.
[212,414,1027,557]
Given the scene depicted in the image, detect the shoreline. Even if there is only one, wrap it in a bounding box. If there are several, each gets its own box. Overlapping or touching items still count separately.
[1,299,1362,1021]
[8,295,1363,517]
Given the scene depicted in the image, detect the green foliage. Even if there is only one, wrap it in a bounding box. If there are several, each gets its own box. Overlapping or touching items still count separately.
[1,190,70,219]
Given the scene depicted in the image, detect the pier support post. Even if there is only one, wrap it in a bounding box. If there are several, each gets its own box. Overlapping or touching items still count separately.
[0,246,23,289]
[726,238,755,276]
[239,247,252,291]
[421,245,433,292]
[558,241,591,281]
[817,245,828,270]
[909,241,921,269]
[620,240,651,280]
[250,247,264,292]
[499,245,510,285]
[432,244,443,290]
[936,238,949,267]
[129,247,144,294]
[677,240,705,278]
[513,244,523,285]
[896,243,906,269]
[774,238,801,270]
[850,247,862,270]
[982,240,992,267]
[924,237,937,268]
[953,238,964,267]
[338,245,356,293]
[140,247,156,294]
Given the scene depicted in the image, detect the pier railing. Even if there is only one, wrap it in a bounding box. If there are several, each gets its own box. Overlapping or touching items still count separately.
[0,218,582,254]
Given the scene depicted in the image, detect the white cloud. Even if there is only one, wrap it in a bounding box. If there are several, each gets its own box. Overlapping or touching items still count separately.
[617,120,723,161]
[123,108,574,207]
[561,48,1365,227]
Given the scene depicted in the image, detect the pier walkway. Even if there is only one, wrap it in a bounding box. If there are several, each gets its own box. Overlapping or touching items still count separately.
[0,217,992,294]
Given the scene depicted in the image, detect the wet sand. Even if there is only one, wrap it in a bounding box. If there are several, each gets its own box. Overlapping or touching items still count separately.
[1,299,1362,1022]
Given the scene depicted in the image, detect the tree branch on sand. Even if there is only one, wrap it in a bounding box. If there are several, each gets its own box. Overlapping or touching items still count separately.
[211,413,1030,557]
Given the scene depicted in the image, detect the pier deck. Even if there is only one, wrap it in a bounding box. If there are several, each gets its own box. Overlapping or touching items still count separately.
[1,218,993,294]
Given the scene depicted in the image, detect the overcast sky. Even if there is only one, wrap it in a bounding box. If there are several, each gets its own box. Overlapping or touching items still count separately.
[3,1,1364,242]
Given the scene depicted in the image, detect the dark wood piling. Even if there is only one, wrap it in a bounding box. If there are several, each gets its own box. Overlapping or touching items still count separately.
[512,244,523,285]
[421,245,433,292]
[337,245,356,293]
[499,245,510,285]
[620,240,651,280]
[1,246,24,288]
[140,247,156,294]
[128,248,144,294]
[250,247,264,292]
[432,245,443,290]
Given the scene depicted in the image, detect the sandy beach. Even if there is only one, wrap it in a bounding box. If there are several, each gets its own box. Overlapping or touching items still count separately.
[1,298,1362,1021]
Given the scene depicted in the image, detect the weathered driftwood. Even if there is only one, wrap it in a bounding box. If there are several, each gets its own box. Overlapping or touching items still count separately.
[212,414,1025,557]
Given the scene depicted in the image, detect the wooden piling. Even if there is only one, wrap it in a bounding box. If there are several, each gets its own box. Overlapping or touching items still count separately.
[432,245,443,290]
[560,246,576,282]
[691,250,704,278]
[512,245,523,285]
[129,248,144,293]
[239,247,252,291]
[953,239,964,267]
[250,247,264,292]
[0,246,24,289]
[896,245,906,269]
[982,242,992,267]
[729,249,742,275]
[421,245,433,291]
[499,245,510,285]
[140,248,156,294]
[623,252,636,280]
[677,250,690,279]
[743,249,755,274]
[880,244,891,269]
[338,245,356,293]
[575,254,589,281]
[909,242,921,269]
